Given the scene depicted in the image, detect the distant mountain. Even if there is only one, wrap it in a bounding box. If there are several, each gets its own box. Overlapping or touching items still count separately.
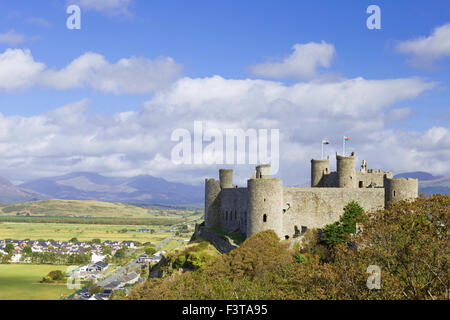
[394,172,450,195]
[19,172,203,205]
[0,177,50,204]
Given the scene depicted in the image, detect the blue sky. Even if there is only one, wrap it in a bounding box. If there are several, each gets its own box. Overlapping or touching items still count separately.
[0,0,449,185]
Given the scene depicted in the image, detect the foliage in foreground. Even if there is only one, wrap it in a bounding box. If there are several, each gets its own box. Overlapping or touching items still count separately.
[128,195,449,300]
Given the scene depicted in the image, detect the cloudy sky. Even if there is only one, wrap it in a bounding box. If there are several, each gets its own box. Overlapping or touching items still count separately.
[0,0,449,186]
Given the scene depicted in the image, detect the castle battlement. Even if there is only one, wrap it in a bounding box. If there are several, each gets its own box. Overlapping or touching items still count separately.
[205,152,418,240]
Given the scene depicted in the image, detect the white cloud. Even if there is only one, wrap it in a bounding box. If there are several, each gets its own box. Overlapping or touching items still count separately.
[250,42,335,79]
[0,74,446,186]
[386,107,414,122]
[0,49,182,94]
[395,23,450,67]
[0,49,45,90]
[71,0,133,16]
[0,30,26,45]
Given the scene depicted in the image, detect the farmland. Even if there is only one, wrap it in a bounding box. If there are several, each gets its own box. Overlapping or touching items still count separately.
[0,264,76,300]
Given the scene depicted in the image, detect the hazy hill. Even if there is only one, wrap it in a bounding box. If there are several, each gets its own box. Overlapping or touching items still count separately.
[0,177,50,204]
[19,172,203,205]
[0,199,153,218]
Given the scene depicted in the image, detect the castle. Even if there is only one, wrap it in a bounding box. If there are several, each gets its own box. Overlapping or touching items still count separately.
[204,152,418,240]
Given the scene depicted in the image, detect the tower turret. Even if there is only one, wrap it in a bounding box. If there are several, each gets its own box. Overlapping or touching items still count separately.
[219,169,233,189]
[336,152,356,188]
[384,177,418,205]
[311,157,330,187]
[204,178,221,228]
[247,165,283,238]
[255,164,271,179]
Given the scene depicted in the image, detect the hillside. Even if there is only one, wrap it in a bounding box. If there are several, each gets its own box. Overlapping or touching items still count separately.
[19,172,203,205]
[129,195,449,300]
[0,199,155,218]
[0,177,50,204]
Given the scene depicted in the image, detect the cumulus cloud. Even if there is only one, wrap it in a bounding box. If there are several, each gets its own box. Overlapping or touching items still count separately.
[70,0,133,16]
[0,49,182,94]
[250,42,335,79]
[395,23,450,67]
[0,49,45,90]
[0,75,446,186]
[0,30,27,45]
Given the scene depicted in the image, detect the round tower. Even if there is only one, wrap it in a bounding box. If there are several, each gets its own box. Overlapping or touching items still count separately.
[384,177,418,205]
[219,169,233,189]
[336,152,356,188]
[204,178,221,228]
[311,157,330,187]
[247,177,283,239]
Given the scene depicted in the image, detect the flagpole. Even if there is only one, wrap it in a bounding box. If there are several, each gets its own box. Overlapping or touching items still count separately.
[322,141,324,159]
[343,136,345,156]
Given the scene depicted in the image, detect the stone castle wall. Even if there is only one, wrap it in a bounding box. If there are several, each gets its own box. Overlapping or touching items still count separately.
[220,187,248,234]
[205,152,418,240]
[281,187,385,238]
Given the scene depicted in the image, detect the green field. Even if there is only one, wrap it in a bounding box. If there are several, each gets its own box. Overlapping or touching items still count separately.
[0,222,176,243]
[0,264,76,300]
[1,200,159,218]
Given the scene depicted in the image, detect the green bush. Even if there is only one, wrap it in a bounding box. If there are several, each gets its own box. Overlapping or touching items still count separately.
[294,252,308,264]
[321,201,364,246]
[172,255,187,269]
[47,270,65,281]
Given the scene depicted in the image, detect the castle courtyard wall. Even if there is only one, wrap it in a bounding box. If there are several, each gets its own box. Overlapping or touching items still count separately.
[281,187,385,238]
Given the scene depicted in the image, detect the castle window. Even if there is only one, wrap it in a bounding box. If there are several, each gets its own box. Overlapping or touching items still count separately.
[285,235,290,240]
[359,181,363,188]
[393,191,396,197]
[235,211,237,220]
[226,211,228,220]
[263,214,267,223]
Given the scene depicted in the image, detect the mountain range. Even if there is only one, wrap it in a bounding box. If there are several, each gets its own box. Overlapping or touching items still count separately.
[0,172,203,205]
[0,171,447,205]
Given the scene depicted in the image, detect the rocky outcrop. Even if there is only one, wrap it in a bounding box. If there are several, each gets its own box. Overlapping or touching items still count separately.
[191,223,238,254]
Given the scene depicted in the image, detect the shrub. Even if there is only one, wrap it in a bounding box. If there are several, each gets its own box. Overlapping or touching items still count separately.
[47,270,65,281]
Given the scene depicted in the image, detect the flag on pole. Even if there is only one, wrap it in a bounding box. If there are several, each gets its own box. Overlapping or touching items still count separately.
[343,136,350,155]
[321,139,329,159]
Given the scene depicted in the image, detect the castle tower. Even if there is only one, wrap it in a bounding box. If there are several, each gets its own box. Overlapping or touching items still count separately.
[219,169,233,189]
[336,152,356,188]
[311,157,330,187]
[204,178,221,228]
[384,177,418,205]
[255,164,271,179]
[247,165,283,238]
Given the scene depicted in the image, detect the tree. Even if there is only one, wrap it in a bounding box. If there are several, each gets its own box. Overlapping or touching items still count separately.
[70,237,78,244]
[114,248,126,259]
[4,243,14,254]
[145,247,156,256]
[22,245,32,255]
[321,201,365,246]
[47,270,65,281]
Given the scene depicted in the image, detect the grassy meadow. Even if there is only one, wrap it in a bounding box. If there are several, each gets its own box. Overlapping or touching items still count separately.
[0,264,76,300]
[1,199,164,218]
[0,222,175,243]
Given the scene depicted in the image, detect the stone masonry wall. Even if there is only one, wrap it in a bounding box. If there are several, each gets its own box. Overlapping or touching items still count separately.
[281,187,385,238]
